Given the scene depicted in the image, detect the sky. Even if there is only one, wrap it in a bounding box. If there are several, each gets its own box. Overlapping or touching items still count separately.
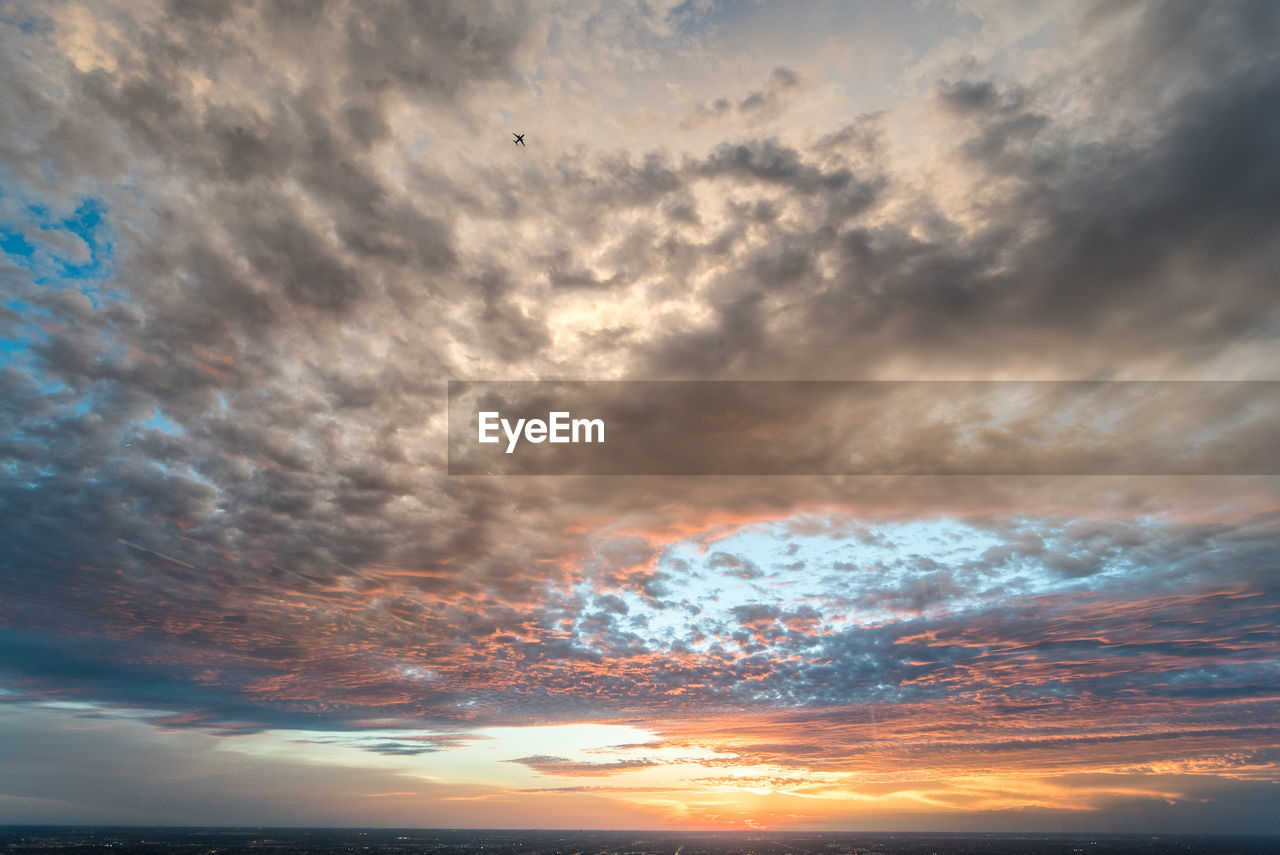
[1,0,1279,834]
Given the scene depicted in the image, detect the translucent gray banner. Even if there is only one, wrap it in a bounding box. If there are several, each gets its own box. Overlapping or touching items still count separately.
[447,381,1279,476]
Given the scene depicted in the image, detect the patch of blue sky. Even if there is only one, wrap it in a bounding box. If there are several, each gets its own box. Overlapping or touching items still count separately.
[50,198,112,279]
[1,193,131,388]
[1,192,115,308]
[2,221,44,272]
[0,302,55,371]
[1,296,50,344]
[0,335,26,367]
[582,515,1163,655]
[142,407,183,435]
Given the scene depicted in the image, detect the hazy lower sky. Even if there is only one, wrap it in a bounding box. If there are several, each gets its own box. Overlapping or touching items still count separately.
[2,0,1279,833]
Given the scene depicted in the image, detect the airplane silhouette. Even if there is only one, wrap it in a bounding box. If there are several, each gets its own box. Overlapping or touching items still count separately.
[512,132,525,146]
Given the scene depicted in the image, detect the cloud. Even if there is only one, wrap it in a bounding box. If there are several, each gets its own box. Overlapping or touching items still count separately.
[681,67,804,130]
[1,0,1279,829]
[506,754,660,777]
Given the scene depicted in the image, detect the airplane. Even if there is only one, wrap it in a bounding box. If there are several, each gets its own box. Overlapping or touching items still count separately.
[512,132,525,146]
